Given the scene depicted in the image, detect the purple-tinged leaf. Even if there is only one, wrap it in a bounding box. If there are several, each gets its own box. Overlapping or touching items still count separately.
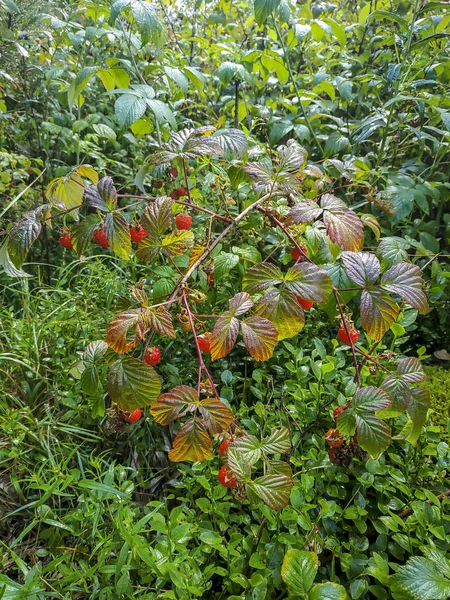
[210,312,240,361]
[255,289,305,340]
[240,316,278,361]
[150,385,198,425]
[168,418,213,462]
[284,263,332,303]
[229,292,254,316]
[381,263,429,314]
[242,262,284,294]
[360,288,399,341]
[341,251,380,287]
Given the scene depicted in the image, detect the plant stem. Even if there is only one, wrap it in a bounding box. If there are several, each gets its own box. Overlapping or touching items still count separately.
[333,289,361,388]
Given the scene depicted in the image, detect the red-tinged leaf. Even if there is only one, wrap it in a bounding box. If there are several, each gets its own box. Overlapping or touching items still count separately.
[321,193,364,251]
[353,386,391,412]
[199,398,233,434]
[210,312,240,361]
[379,375,411,417]
[341,251,380,287]
[267,460,293,478]
[242,262,284,295]
[229,291,254,316]
[406,387,430,445]
[285,199,322,225]
[107,356,161,411]
[249,473,293,510]
[261,426,291,454]
[162,231,195,256]
[278,140,307,173]
[360,288,399,342]
[150,385,198,425]
[147,306,176,339]
[105,308,149,354]
[229,434,262,465]
[381,262,429,314]
[396,357,426,383]
[136,237,160,262]
[355,412,391,458]
[255,289,305,341]
[240,316,278,361]
[104,211,132,260]
[141,197,173,242]
[284,263,332,304]
[85,176,117,211]
[168,417,213,462]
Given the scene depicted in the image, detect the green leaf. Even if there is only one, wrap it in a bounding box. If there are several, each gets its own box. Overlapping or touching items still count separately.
[406,387,430,445]
[115,94,147,128]
[230,434,262,465]
[111,0,166,46]
[381,263,429,314]
[214,252,239,280]
[46,171,85,209]
[254,0,282,25]
[240,315,278,361]
[104,211,132,260]
[212,128,248,159]
[6,208,43,270]
[391,556,450,600]
[360,288,399,342]
[309,582,348,600]
[107,356,161,411]
[281,549,319,595]
[161,230,194,256]
[261,426,291,454]
[0,242,31,278]
[284,263,332,304]
[243,262,284,295]
[141,197,173,242]
[71,214,102,255]
[149,126,221,164]
[85,176,118,211]
[146,99,176,129]
[355,411,391,459]
[227,447,252,481]
[377,236,410,267]
[396,357,426,383]
[250,474,292,510]
[255,289,305,340]
[168,417,213,462]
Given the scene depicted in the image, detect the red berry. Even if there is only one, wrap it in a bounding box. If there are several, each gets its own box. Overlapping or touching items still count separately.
[169,168,178,178]
[93,229,109,248]
[198,334,211,353]
[176,214,192,230]
[290,246,307,261]
[176,186,186,197]
[144,347,161,366]
[296,297,314,310]
[219,440,230,456]
[337,326,359,345]
[326,429,344,449]
[218,465,237,488]
[154,180,163,189]
[125,408,142,423]
[59,234,73,250]
[333,406,345,421]
[170,191,179,200]
[130,226,147,243]
[328,448,340,464]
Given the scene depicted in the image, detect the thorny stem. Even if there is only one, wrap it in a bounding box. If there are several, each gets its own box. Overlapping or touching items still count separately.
[182,288,220,401]
[333,288,361,388]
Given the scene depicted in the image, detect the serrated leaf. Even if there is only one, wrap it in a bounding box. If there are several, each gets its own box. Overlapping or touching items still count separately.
[377,236,410,267]
[150,385,197,425]
[149,126,222,164]
[406,387,430,445]
[199,398,233,434]
[336,408,356,436]
[46,171,84,209]
[115,93,147,128]
[242,262,284,294]
[189,244,207,269]
[147,306,176,338]
[360,288,399,341]
[396,356,426,383]
[390,556,450,600]
[93,123,116,141]
[284,263,332,303]
[381,262,429,314]
[106,308,149,354]
[261,426,291,454]
[214,251,239,280]
[6,208,42,269]
[104,211,132,260]
[212,128,248,159]
[267,460,293,478]
[83,340,109,362]
[227,447,253,481]
[321,194,363,251]
[281,549,319,595]
[255,289,305,340]
[85,176,118,211]
[168,418,213,462]
[142,198,173,241]
[240,316,278,361]
[161,230,194,256]
[107,356,161,411]
[81,366,103,397]
[71,213,102,255]
[379,375,411,417]
[230,435,262,465]
[341,251,380,286]
[285,199,322,225]
[0,242,31,278]
[353,386,391,412]
[355,411,391,458]
[250,474,292,510]
[210,312,240,361]
[254,0,282,24]
[229,291,254,316]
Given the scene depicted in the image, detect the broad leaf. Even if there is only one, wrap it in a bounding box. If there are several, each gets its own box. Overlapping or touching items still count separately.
[355,411,391,458]
[242,262,284,294]
[141,198,173,241]
[229,434,262,465]
[377,236,410,267]
[309,582,348,600]
[379,375,411,417]
[391,556,450,600]
[381,262,429,314]
[321,194,363,251]
[6,208,43,269]
[0,242,31,278]
[229,291,254,316]
[396,356,426,383]
[254,0,281,25]
[210,312,240,361]
[199,398,233,434]
[284,263,332,303]
[212,128,248,158]
[46,171,84,209]
[107,356,161,411]
[406,387,430,445]
[168,418,213,462]
[240,316,278,361]
[161,230,194,256]
[104,211,132,260]
[71,214,102,255]
[261,426,291,454]
[341,251,380,287]
[106,308,149,354]
[360,288,399,341]
[285,199,322,224]
[281,549,319,595]
[150,385,197,425]
[227,447,252,481]
[85,176,117,211]
[115,93,147,128]
[250,474,292,510]
[147,307,176,338]
[255,289,305,340]
[353,386,391,412]
[149,126,222,164]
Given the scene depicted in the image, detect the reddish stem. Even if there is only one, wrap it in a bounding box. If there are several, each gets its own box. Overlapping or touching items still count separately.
[333,288,361,388]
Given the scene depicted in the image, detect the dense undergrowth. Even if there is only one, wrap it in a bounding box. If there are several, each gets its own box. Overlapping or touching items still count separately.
[1,0,450,599]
